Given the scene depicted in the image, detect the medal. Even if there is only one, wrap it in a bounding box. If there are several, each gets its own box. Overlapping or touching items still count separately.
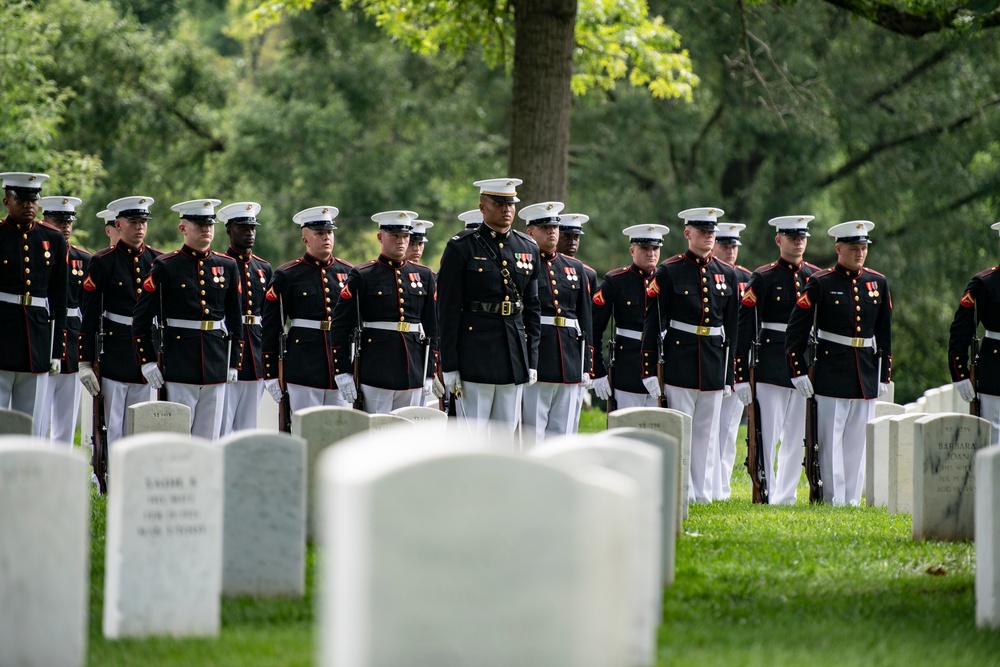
[44,251,50,259]
[411,281,417,288]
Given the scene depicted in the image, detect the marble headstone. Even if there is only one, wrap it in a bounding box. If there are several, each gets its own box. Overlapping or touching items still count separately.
[391,405,448,423]
[317,425,634,667]
[125,400,191,436]
[0,408,32,435]
[0,440,89,667]
[219,430,307,596]
[912,414,989,541]
[369,413,412,431]
[865,415,893,507]
[887,413,928,515]
[923,387,945,414]
[876,380,895,404]
[976,445,1000,628]
[874,402,904,419]
[103,434,223,638]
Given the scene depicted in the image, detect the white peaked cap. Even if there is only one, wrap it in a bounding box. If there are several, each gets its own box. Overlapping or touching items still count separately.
[518,201,564,224]
[622,223,670,246]
[107,196,154,218]
[38,196,83,213]
[217,201,262,225]
[171,199,222,219]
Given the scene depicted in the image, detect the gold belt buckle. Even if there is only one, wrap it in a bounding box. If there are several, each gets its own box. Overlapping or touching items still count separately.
[200,321,214,331]
[851,337,865,348]
[396,322,411,333]
[320,320,332,331]
[20,294,31,306]
[695,325,711,336]
[553,316,567,327]
[244,315,257,325]
[501,301,513,316]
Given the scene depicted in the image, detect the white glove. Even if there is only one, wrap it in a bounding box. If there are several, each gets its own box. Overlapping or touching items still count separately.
[443,370,462,394]
[423,377,435,397]
[791,374,814,399]
[265,378,283,403]
[734,382,752,406]
[48,358,60,376]
[955,378,976,403]
[722,385,733,398]
[877,382,889,398]
[642,376,662,399]
[335,373,358,403]
[431,376,446,398]
[581,372,593,389]
[78,362,100,397]
[528,369,538,386]
[141,362,164,390]
[593,375,612,400]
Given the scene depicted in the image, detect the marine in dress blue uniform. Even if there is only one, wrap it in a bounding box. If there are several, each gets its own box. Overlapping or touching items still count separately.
[218,202,273,435]
[520,202,593,444]
[0,173,68,437]
[785,221,892,505]
[79,196,162,444]
[405,219,447,405]
[641,207,739,504]
[591,224,668,411]
[38,196,91,444]
[261,206,354,412]
[733,215,820,504]
[437,178,541,438]
[133,199,244,440]
[557,212,598,432]
[331,211,438,414]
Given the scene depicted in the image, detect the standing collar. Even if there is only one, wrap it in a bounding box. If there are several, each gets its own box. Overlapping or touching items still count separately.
[685,249,712,266]
[378,254,407,269]
[180,244,212,260]
[777,257,803,272]
[479,222,512,240]
[834,263,862,279]
[303,252,333,269]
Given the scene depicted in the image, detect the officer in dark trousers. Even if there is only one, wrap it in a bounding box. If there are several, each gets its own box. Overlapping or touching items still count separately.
[79,196,161,444]
[712,222,751,500]
[591,225,670,410]
[331,211,438,413]
[556,212,598,431]
[38,195,91,444]
[519,202,593,443]
[641,207,740,504]
[133,199,243,440]
[262,206,354,411]
[437,178,541,438]
[0,172,67,437]
[734,215,819,504]
[218,202,273,435]
[786,220,892,505]
[949,221,1000,445]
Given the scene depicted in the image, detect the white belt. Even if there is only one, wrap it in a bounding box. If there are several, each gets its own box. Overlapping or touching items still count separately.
[363,320,425,335]
[669,319,723,337]
[614,327,642,341]
[0,291,48,311]
[817,329,875,349]
[761,322,787,332]
[540,315,580,332]
[104,312,132,326]
[290,318,332,331]
[243,315,262,326]
[67,307,81,319]
[166,318,228,333]
[985,330,1000,341]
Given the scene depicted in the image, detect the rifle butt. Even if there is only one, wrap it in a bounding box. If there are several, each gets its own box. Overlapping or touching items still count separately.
[92,392,109,495]
[804,395,823,503]
[746,397,768,504]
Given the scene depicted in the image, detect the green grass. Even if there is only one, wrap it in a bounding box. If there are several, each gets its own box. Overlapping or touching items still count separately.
[83,410,1000,665]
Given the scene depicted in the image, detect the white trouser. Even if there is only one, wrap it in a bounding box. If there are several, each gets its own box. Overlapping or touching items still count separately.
[221,380,264,436]
[522,382,578,447]
[457,381,523,440]
[287,383,346,413]
[816,395,874,505]
[0,371,48,437]
[757,383,807,505]
[166,382,226,440]
[664,384,723,504]
[614,389,658,410]
[714,391,743,500]
[361,384,422,415]
[41,373,82,445]
[103,378,156,445]
[571,386,588,433]
[980,394,1000,446]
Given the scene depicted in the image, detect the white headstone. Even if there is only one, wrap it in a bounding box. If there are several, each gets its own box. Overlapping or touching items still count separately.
[887,413,928,515]
[938,384,961,413]
[292,406,370,540]
[0,439,89,667]
[257,389,279,431]
[876,380,895,404]
[976,445,1000,628]
[865,415,893,507]
[608,407,691,528]
[125,400,191,436]
[0,408,32,435]
[318,424,634,667]
[533,435,662,666]
[913,414,989,541]
[874,402,904,419]
[103,434,223,638]
[369,413,412,431]
[923,387,945,414]
[903,402,922,414]
[391,405,448,424]
[219,430,307,597]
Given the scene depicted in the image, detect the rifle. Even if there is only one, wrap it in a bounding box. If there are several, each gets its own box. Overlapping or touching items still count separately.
[92,296,109,495]
[605,312,618,419]
[350,297,365,411]
[971,302,981,417]
[803,310,823,503]
[656,294,668,409]
[277,295,292,433]
[156,286,167,401]
[745,328,768,504]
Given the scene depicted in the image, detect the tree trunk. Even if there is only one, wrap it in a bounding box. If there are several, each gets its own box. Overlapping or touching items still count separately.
[509,0,577,228]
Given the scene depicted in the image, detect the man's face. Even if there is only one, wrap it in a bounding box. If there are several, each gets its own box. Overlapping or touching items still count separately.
[45,216,73,241]
[180,219,215,251]
[836,242,868,271]
[629,243,660,272]
[480,196,515,230]
[557,231,580,256]
[715,242,738,265]
[405,240,425,263]
[526,224,559,253]
[685,226,716,257]
[227,223,256,253]
[105,224,121,247]
[776,234,807,262]
[302,228,335,260]
[379,231,410,261]
[3,191,38,225]
[116,216,147,248]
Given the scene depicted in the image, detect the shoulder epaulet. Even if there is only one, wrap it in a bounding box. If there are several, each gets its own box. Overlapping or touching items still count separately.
[409,260,433,271]
[159,250,182,261]
[713,257,734,268]
[974,266,1000,279]
[863,267,886,278]
[663,254,684,264]
[756,261,778,274]
[450,228,476,242]
[336,257,354,269]
[607,266,630,277]
[71,244,93,256]
[356,260,378,270]
[513,229,533,243]
[582,262,596,272]
[560,254,586,270]
[736,264,752,275]
[93,246,115,259]
[278,258,303,271]
[38,221,61,233]
[804,262,822,271]
[812,268,835,279]
[147,246,163,256]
